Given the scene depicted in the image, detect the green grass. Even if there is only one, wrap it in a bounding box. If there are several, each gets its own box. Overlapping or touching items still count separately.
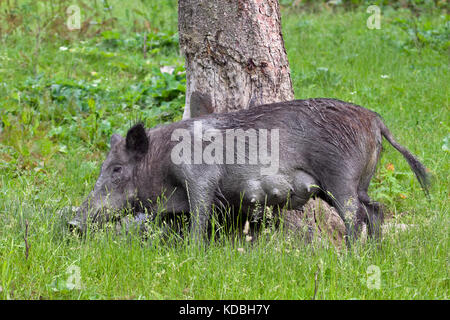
[0,1,449,299]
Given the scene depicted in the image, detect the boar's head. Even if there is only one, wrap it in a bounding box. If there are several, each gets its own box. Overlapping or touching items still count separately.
[68,123,148,233]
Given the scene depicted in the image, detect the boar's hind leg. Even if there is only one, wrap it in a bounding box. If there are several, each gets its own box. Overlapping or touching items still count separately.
[327,186,366,246]
[358,191,383,241]
[358,153,384,241]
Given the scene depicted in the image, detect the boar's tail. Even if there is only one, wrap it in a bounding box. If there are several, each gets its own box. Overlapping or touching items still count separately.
[377,117,431,198]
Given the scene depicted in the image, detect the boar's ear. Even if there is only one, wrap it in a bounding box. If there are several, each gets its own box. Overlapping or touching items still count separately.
[110,133,123,148]
[190,91,214,118]
[126,123,149,157]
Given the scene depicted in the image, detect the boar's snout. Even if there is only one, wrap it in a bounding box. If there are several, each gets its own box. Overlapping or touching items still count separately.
[68,216,86,234]
[67,205,91,234]
[67,199,119,233]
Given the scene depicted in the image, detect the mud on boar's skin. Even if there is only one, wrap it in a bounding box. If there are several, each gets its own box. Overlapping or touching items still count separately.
[69,96,430,246]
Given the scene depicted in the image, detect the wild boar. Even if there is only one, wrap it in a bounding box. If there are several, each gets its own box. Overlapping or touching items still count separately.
[69,93,430,245]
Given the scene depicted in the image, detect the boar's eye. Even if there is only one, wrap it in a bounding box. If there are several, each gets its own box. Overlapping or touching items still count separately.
[112,166,122,174]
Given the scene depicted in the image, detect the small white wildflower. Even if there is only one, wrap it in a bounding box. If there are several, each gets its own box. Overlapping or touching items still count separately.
[59,46,69,51]
[380,74,390,79]
[245,235,253,242]
[237,247,245,253]
[160,65,175,75]
[350,91,357,95]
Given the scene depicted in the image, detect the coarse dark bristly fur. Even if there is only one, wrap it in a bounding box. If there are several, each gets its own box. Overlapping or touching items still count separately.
[70,97,431,246]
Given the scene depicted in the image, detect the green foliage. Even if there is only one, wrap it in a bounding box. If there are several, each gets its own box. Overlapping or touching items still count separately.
[371,162,412,208]
[391,14,449,52]
[280,0,448,12]
[296,67,343,88]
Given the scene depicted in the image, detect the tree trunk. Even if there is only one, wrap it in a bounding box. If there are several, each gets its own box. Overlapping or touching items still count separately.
[178,0,294,118]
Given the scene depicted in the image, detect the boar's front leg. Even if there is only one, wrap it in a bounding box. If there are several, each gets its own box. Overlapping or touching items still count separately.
[181,167,221,242]
[188,186,215,242]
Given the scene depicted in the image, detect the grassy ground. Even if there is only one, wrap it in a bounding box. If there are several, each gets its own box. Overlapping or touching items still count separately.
[0,1,448,299]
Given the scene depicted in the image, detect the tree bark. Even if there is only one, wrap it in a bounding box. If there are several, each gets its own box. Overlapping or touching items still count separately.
[178,0,294,118]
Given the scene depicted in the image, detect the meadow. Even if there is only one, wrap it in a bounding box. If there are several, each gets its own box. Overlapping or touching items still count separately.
[0,0,448,299]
